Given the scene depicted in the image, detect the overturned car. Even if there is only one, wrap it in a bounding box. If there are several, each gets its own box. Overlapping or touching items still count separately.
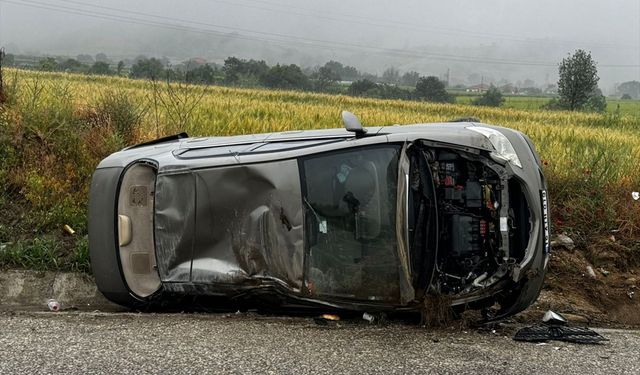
[89,112,550,319]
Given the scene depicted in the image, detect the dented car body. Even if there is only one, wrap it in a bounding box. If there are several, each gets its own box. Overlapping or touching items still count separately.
[89,117,550,319]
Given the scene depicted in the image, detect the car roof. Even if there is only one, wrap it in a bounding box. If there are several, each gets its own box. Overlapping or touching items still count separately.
[176,122,474,150]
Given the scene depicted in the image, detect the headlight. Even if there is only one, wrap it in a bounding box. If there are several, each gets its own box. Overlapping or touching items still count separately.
[467,126,522,168]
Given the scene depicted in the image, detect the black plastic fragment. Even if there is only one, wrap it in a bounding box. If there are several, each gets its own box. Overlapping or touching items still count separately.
[514,325,608,344]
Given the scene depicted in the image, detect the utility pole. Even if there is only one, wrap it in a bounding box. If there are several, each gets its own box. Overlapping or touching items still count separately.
[445,68,450,87]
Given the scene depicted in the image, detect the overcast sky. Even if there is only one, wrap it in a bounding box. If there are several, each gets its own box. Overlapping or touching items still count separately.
[1,0,639,90]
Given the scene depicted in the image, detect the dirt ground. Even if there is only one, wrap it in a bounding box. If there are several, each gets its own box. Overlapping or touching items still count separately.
[519,242,640,327]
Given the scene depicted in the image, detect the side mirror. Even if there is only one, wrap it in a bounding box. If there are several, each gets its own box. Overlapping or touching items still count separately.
[341,111,368,137]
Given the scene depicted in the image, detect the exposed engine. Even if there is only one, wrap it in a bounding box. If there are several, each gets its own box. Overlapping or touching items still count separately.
[422,148,515,296]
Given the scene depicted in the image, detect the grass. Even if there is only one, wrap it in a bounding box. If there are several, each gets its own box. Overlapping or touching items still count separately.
[1,68,639,272]
[0,236,90,272]
[456,94,640,116]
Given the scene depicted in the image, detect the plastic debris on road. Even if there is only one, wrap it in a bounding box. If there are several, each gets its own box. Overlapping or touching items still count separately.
[313,314,341,325]
[47,299,61,312]
[362,312,375,323]
[514,310,607,345]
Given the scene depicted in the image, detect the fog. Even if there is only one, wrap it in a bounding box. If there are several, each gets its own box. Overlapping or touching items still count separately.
[1,0,639,91]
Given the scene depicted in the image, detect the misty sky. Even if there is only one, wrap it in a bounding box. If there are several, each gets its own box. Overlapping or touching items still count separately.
[1,0,639,90]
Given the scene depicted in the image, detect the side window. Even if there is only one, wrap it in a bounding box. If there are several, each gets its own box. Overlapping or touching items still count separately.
[302,145,401,301]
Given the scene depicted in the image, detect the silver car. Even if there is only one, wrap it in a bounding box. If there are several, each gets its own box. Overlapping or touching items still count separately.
[89,112,550,319]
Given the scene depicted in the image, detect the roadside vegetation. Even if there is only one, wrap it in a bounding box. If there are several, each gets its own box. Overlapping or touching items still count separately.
[0,68,639,273]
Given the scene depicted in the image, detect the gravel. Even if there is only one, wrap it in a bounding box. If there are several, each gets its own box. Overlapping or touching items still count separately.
[0,311,638,374]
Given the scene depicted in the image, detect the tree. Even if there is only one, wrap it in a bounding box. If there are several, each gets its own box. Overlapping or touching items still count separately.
[117,61,125,76]
[341,65,360,81]
[616,81,640,99]
[621,93,632,100]
[222,57,243,84]
[95,53,109,63]
[557,49,599,110]
[473,86,504,107]
[584,88,607,112]
[259,64,310,90]
[349,79,378,96]
[59,58,84,72]
[129,58,165,80]
[414,76,454,103]
[222,57,268,85]
[185,64,217,84]
[76,54,94,64]
[401,71,420,87]
[39,57,58,71]
[381,67,400,84]
[89,61,113,75]
[323,61,359,81]
[314,65,341,91]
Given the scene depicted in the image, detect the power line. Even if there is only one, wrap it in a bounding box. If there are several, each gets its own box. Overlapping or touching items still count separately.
[4,0,639,68]
[2,0,556,66]
[202,0,639,50]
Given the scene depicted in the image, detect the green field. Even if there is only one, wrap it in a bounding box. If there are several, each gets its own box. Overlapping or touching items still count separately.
[1,69,639,270]
[455,94,640,116]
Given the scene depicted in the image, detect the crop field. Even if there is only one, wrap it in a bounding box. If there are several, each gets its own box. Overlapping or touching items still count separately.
[1,68,640,269]
[455,94,640,116]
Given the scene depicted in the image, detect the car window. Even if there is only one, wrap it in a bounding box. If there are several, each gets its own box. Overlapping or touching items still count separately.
[302,145,401,302]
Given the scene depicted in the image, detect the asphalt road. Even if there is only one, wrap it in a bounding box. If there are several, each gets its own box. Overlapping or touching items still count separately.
[0,311,637,374]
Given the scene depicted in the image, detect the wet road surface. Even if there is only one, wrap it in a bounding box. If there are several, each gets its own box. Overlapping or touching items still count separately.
[0,311,637,374]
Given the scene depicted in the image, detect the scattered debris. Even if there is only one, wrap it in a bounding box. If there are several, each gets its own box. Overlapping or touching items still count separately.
[362,312,375,323]
[586,266,597,279]
[514,325,608,344]
[632,192,639,201]
[551,233,575,250]
[63,224,75,235]
[313,313,340,325]
[321,314,340,321]
[47,299,61,312]
[514,310,608,344]
[599,268,610,277]
[542,310,568,325]
[628,291,635,299]
[609,235,616,243]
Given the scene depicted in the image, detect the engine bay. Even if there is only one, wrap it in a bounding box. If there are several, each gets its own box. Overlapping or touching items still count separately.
[409,144,517,298]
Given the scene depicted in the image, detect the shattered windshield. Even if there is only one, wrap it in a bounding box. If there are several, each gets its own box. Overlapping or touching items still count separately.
[302,145,402,301]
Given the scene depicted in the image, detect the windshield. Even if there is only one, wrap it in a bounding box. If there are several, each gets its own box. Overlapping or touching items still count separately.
[301,145,402,301]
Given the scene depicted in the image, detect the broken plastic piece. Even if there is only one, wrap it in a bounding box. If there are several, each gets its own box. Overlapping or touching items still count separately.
[47,299,61,312]
[542,310,567,325]
[632,192,639,200]
[362,312,375,323]
[313,314,341,326]
[514,325,607,344]
[320,314,340,321]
